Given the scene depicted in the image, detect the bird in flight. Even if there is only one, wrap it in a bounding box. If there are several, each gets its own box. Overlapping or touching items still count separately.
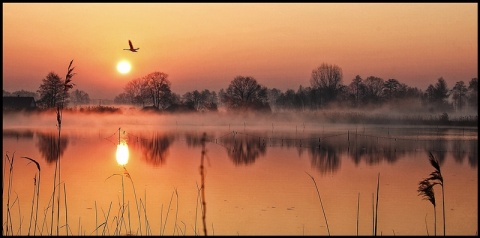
[123,40,139,52]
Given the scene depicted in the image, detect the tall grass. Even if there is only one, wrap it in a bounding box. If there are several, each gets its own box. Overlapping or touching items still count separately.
[305,172,330,236]
[374,173,380,236]
[200,132,208,236]
[418,152,446,236]
[21,156,41,236]
[418,179,436,235]
[49,59,76,235]
[4,152,15,236]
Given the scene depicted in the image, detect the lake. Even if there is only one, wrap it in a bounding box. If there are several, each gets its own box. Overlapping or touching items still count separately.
[2,111,478,235]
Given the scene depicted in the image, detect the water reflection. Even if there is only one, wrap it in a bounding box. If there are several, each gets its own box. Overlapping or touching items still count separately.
[116,142,129,166]
[219,132,267,165]
[35,132,69,163]
[128,133,175,166]
[6,128,478,172]
[3,129,34,140]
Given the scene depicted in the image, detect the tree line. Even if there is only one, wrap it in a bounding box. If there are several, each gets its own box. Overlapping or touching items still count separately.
[3,63,478,113]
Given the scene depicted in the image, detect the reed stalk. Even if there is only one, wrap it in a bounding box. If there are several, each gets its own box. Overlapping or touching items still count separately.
[162,190,175,236]
[101,201,113,236]
[374,173,380,236]
[419,152,445,236]
[124,166,142,235]
[64,183,68,236]
[195,182,201,236]
[173,188,179,236]
[22,156,40,236]
[5,152,15,236]
[27,173,36,236]
[357,193,360,236]
[200,132,208,236]
[305,172,330,236]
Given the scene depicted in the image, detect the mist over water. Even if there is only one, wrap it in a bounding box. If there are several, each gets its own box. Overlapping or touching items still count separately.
[2,105,478,235]
[3,104,477,131]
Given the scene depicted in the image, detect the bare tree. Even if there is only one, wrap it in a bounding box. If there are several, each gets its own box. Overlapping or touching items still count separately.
[70,89,90,106]
[143,72,173,109]
[221,76,270,112]
[310,63,344,105]
[363,76,384,105]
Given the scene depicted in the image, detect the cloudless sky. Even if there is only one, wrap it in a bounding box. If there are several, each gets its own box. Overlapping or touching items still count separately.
[3,3,478,100]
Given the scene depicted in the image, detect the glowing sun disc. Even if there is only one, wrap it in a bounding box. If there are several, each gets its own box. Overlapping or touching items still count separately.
[117,61,131,74]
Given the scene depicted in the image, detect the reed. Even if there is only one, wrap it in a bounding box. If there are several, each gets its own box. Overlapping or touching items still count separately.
[49,59,76,236]
[5,152,15,236]
[305,172,330,235]
[418,152,445,236]
[173,188,179,236]
[200,132,208,236]
[123,166,142,235]
[106,173,126,235]
[27,173,36,235]
[356,193,360,236]
[374,173,380,236]
[64,183,69,235]
[162,190,175,236]
[418,179,436,236]
[21,156,41,236]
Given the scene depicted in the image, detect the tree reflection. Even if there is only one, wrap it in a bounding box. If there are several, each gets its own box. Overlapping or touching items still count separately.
[467,140,478,167]
[452,140,467,163]
[220,132,267,165]
[3,129,34,141]
[308,143,340,174]
[36,132,68,164]
[185,132,215,147]
[426,139,447,165]
[129,133,175,166]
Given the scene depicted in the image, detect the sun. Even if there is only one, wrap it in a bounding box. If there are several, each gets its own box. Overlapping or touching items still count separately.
[117,61,131,74]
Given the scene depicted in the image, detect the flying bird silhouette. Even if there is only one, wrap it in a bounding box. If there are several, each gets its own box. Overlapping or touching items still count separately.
[123,40,139,52]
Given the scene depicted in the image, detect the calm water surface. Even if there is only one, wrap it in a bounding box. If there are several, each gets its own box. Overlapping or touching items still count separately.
[2,113,478,235]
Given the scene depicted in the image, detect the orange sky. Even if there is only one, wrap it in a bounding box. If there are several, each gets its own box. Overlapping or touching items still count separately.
[3,3,478,100]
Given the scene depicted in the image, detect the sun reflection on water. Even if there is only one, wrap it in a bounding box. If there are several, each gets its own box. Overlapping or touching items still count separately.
[116,142,129,166]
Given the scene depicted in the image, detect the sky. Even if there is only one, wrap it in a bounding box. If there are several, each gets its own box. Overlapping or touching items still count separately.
[3,3,478,100]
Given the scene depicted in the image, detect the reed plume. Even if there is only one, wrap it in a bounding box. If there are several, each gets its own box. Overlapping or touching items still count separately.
[418,152,445,236]
[418,179,436,235]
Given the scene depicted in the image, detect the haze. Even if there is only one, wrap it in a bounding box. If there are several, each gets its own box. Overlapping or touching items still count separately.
[3,3,478,100]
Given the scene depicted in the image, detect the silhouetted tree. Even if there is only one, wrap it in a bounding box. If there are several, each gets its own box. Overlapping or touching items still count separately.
[221,76,270,112]
[383,78,401,101]
[467,78,478,110]
[425,77,451,111]
[275,89,296,110]
[310,63,344,106]
[37,72,68,109]
[348,75,363,107]
[182,89,218,112]
[113,92,130,104]
[143,72,173,109]
[70,89,90,105]
[363,76,384,105]
[451,81,468,111]
[9,90,40,100]
[122,77,150,106]
[267,88,282,111]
